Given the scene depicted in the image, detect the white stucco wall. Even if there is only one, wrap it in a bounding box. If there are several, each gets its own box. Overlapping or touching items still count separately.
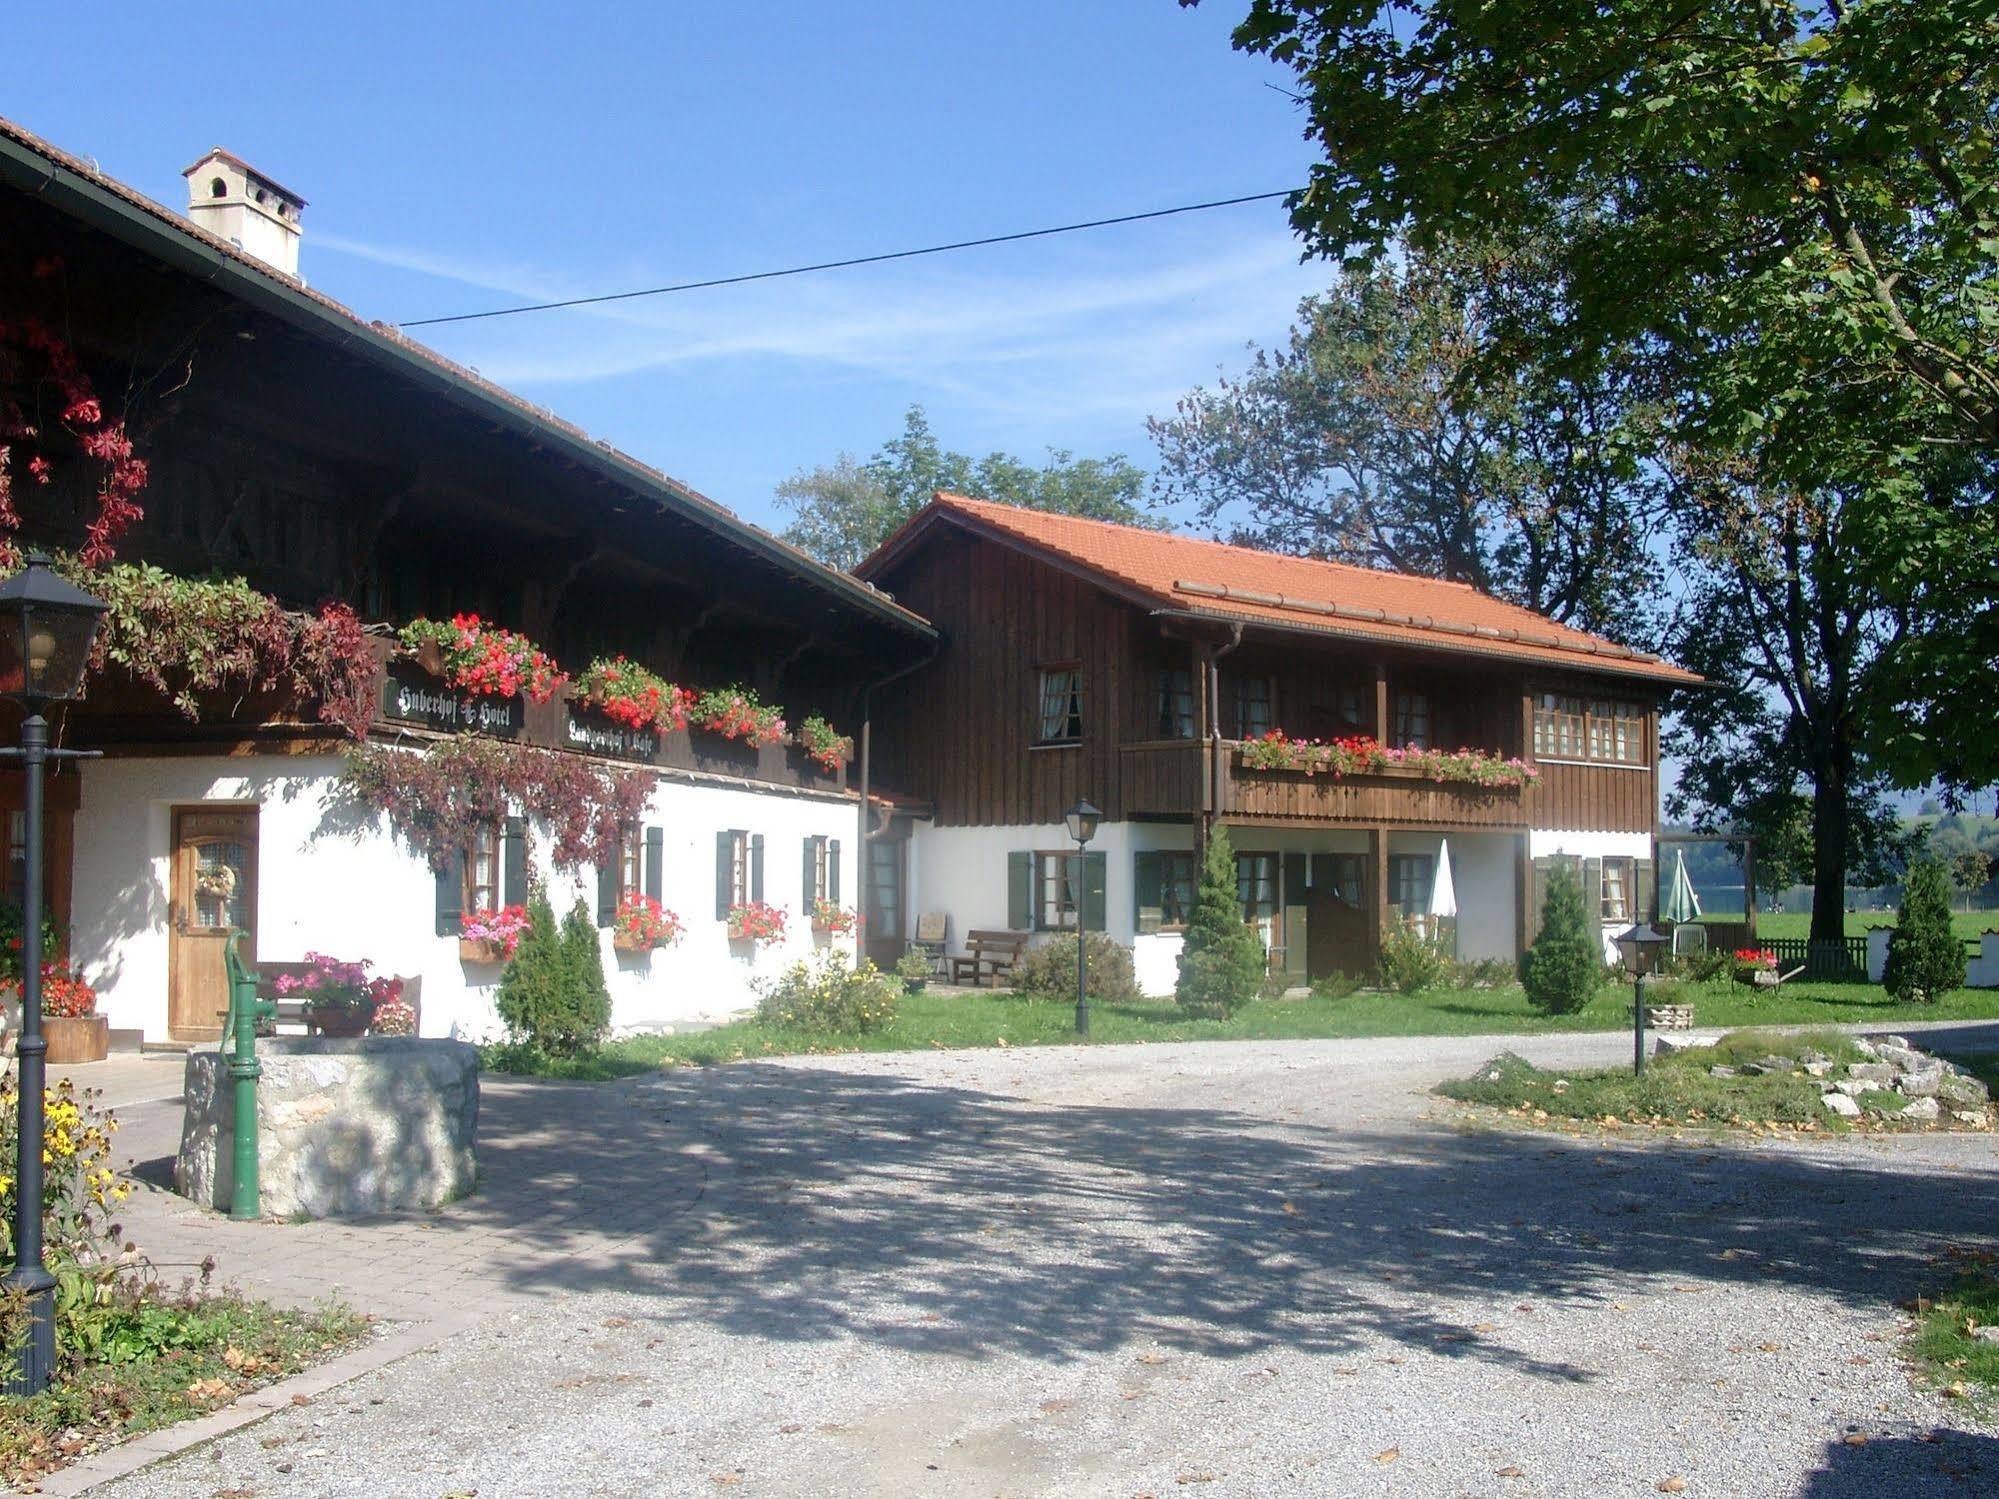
[69,755,857,1042]
[1528,827,1657,961]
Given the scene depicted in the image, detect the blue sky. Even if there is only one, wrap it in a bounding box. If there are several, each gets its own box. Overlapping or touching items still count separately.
[9,2,1327,529]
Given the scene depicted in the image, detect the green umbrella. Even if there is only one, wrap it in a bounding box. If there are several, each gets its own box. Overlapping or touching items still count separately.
[1662,848,1702,924]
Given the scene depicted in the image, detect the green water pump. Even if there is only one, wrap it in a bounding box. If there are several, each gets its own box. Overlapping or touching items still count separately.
[220,931,276,1221]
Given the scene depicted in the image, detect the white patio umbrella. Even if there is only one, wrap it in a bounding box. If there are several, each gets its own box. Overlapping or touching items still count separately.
[1663,848,1702,923]
[1429,840,1458,919]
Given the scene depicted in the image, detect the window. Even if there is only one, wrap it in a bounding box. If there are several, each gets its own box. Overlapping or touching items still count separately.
[1601,857,1634,922]
[1588,700,1645,764]
[463,821,502,913]
[1036,851,1080,930]
[717,828,750,912]
[1534,693,1587,758]
[1389,854,1434,917]
[1233,675,1275,739]
[615,823,643,897]
[1037,666,1084,743]
[805,836,831,905]
[1392,688,1431,749]
[1236,852,1279,923]
[1308,682,1369,740]
[1157,851,1197,928]
[1154,669,1195,738]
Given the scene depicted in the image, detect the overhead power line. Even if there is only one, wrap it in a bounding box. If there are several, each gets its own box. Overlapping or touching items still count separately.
[396,188,1299,329]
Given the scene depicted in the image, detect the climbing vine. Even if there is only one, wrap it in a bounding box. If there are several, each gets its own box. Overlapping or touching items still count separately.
[344,736,654,871]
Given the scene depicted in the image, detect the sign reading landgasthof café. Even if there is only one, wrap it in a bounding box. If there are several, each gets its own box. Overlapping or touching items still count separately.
[562,708,660,763]
[379,660,523,738]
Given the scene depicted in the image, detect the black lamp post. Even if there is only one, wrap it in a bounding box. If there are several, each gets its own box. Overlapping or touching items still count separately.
[1064,800,1100,1038]
[1615,921,1670,1077]
[0,553,107,1395]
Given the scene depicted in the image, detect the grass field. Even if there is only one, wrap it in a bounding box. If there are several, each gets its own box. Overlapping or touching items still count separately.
[484,976,1999,1080]
[1700,910,1996,941]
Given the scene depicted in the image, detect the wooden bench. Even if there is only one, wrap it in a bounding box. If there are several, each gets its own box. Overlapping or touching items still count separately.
[950,929,1029,988]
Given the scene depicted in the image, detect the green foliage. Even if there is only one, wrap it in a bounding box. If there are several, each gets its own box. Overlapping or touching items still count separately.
[1522,863,1600,1015]
[1175,827,1265,1018]
[559,899,612,1043]
[1661,946,1736,984]
[1437,1047,1836,1127]
[1376,916,1449,995]
[775,405,1159,569]
[494,895,607,1057]
[1909,1276,1999,1400]
[1310,971,1361,1002]
[753,950,901,1034]
[1884,859,1969,1004]
[1009,931,1140,1003]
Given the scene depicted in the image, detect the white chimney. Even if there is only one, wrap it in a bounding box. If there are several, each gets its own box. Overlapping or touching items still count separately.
[182,148,306,281]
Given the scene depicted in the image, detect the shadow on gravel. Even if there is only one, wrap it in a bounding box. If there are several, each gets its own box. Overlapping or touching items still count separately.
[1799,1429,1999,1496]
[431,1062,1999,1384]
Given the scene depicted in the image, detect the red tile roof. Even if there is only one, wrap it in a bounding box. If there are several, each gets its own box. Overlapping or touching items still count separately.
[865,494,1701,685]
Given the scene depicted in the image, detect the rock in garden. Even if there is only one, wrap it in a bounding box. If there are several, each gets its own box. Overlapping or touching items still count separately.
[1709,1065,1739,1078]
[1798,1049,1834,1066]
[1745,1055,1797,1075]
[1876,1045,1929,1072]
[1851,1038,1881,1059]
[1844,1062,1898,1088]
[1900,1096,1941,1122]
[1875,1035,1913,1051]
[1821,1093,1861,1117]
[1938,1073,1990,1107]
[1972,1326,1999,1346]
[1897,1068,1945,1098]
[1953,1110,1989,1128]
[1802,1062,1832,1078]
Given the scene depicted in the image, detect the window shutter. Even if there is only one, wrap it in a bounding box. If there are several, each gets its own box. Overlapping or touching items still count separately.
[1528,856,1553,941]
[829,839,841,904]
[1134,850,1163,934]
[1082,850,1108,932]
[502,817,528,907]
[644,827,664,902]
[1582,857,1603,928]
[1635,857,1657,925]
[715,830,734,919]
[1007,851,1033,930]
[802,838,818,915]
[433,849,464,937]
[597,852,620,926]
[750,834,765,904]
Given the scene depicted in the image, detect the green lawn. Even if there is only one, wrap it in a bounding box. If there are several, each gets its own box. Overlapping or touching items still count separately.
[1701,910,1996,941]
[483,977,1999,1080]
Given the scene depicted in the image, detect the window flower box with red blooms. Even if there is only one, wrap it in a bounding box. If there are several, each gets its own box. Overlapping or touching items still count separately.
[796,715,854,775]
[613,892,684,953]
[726,900,787,946]
[810,899,858,937]
[690,686,786,748]
[460,905,530,964]
[5,963,107,1063]
[399,614,567,703]
[1236,731,1536,789]
[576,656,694,734]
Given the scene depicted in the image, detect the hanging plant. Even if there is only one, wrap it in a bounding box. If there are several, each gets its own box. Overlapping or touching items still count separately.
[796,715,854,774]
[690,685,786,747]
[71,560,381,739]
[399,614,566,703]
[575,656,693,733]
[344,735,654,872]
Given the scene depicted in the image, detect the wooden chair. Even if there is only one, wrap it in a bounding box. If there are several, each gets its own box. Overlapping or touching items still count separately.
[911,912,949,978]
[950,929,1030,988]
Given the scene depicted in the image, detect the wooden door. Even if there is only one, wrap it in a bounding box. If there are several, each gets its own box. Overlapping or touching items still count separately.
[863,835,906,969]
[169,807,259,1042]
[1306,854,1371,979]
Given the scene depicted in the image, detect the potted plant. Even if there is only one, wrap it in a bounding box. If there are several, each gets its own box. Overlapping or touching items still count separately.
[275,952,398,1038]
[690,685,787,747]
[895,951,933,994]
[810,898,858,937]
[575,657,693,733]
[39,964,107,1064]
[796,715,854,774]
[399,614,567,703]
[368,979,418,1037]
[726,900,787,946]
[1733,947,1779,986]
[612,891,684,953]
[460,905,531,964]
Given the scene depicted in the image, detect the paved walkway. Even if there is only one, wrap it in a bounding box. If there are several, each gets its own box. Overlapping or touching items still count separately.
[52,1022,1999,1496]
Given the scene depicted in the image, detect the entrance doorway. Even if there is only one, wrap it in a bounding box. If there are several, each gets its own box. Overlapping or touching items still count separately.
[864,834,906,969]
[1306,852,1371,979]
[168,806,258,1041]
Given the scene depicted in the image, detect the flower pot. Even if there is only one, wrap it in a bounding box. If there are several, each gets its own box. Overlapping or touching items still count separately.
[459,936,505,964]
[414,638,448,677]
[903,977,928,994]
[309,1009,370,1039]
[612,930,655,954]
[44,1014,108,1064]
[726,920,750,943]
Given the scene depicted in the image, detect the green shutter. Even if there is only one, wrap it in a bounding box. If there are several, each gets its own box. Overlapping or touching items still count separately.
[750,834,765,904]
[1082,850,1107,932]
[502,817,528,907]
[1583,857,1603,927]
[434,849,464,937]
[1528,856,1553,941]
[829,839,841,904]
[802,838,819,915]
[643,827,664,901]
[1635,858,1657,925]
[1007,851,1033,930]
[597,851,620,926]
[716,831,734,919]
[1134,850,1163,934]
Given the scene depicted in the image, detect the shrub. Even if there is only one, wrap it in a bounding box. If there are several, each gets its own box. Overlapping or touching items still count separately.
[1175,827,1264,1018]
[1884,859,1967,1005]
[754,950,900,1034]
[494,894,608,1057]
[1377,916,1449,994]
[1450,955,1517,989]
[560,899,613,1043]
[1661,945,1733,983]
[1311,971,1361,1001]
[1009,931,1140,1003]
[1522,861,1599,1014]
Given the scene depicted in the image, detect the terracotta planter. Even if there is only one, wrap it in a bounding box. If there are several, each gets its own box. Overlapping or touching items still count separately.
[726,919,750,943]
[612,930,655,954]
[459,936,506,964]
[309,1009,370,1039]
[44,1014,108,1064]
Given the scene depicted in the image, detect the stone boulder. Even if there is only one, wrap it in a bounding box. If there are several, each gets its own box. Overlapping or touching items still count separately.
[1821,1093,1861,1118]
[1939,1072,1990,1108]
[1901,1096,1942,1123]
[1844,1062,1899,1089]
[177,1038,479,1220]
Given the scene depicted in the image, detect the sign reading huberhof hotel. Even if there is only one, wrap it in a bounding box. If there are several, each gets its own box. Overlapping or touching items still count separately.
[379,662,524,737]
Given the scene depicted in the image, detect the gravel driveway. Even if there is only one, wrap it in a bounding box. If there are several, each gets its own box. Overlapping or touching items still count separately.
[90,1032,1999,1498]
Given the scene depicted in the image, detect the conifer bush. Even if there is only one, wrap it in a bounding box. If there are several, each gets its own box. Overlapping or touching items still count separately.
[1009,932,1139,1003]
[1522,861,1599,1015]
[1175,827,1264,1019]
[494,893,610,1057]
[1884,859,1967,1005]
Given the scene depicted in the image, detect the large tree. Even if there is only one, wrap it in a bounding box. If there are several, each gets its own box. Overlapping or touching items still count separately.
[775,405,1155,570]
[1148,244,1660,639]
[1197,0,1999,787]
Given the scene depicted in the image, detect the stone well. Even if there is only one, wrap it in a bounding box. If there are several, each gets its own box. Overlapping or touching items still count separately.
[176,1037,479,1220]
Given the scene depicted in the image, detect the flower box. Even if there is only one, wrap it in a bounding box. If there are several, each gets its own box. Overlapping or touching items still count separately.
[459,936,507,965]
[611,929,654,954]
[1233,735,1536,790]
[44,1013,109,1064]
[726,901,787,946]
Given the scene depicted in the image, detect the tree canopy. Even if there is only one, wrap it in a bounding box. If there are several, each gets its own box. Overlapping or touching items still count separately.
[774,405,1156,571]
